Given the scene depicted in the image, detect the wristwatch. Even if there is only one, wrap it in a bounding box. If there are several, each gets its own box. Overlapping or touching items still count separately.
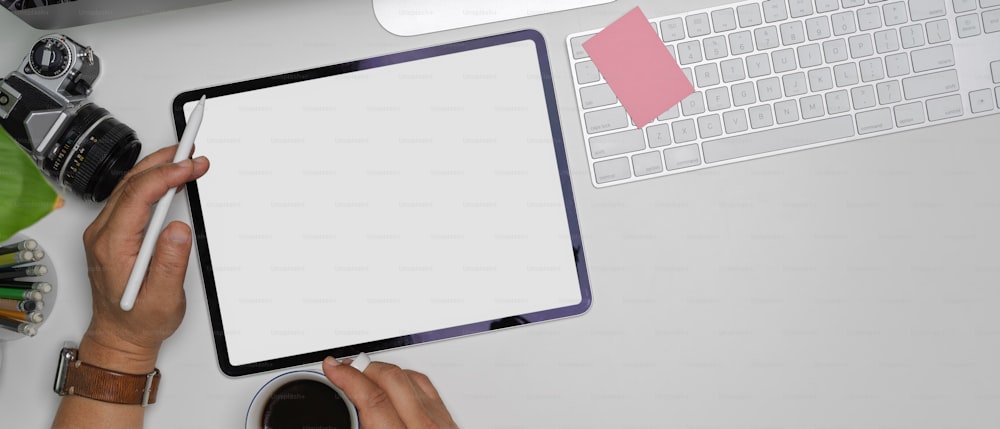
[53,343,161,407]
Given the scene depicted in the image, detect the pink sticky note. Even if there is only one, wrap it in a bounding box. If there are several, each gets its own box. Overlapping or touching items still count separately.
[583,7,694,128]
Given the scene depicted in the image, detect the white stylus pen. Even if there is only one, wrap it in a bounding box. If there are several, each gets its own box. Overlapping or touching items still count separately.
[120,95,206,311]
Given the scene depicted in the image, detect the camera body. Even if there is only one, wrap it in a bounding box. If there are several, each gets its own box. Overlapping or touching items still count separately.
[0,34,140,202]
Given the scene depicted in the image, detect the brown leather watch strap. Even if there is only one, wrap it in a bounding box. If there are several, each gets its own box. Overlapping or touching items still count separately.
[64,358,160,405]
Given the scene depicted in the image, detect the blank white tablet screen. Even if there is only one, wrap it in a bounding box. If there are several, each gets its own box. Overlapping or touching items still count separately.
[185,39,582,366]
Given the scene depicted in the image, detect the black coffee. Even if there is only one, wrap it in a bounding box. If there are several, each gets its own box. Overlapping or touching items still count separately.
[262,379,353,429]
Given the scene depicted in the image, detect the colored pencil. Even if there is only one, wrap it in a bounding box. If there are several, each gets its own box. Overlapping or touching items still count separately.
[0,316,36,337]
[0,239,37,255]
[0,264,47,280]
[0,250,34,267]
[0,288,42,301]
[0,280,52,293]
[0,298,38,312]
[0,309,43,323]
[33,249,45,261]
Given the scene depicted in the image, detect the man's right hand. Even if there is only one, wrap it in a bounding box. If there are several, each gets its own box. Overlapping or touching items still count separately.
[323,357,459,428]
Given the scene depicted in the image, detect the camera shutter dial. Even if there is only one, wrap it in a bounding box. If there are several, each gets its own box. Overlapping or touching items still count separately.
[29,37,72,79]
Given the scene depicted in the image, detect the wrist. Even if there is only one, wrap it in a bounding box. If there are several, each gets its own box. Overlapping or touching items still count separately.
[79,330,160,375]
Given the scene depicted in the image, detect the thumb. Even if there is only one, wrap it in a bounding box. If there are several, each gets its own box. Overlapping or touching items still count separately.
[322,357,405,429]
[143,221,193,295]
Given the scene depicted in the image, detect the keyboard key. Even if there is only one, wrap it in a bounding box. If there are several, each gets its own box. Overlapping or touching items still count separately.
[856,108,893,134]
[893,101,926,126]
[900,24,927,48]
[780,21,806,45]
[849,34,875,58]
[747,53,772,77]
[823,38,849,63]
[723,109,749,133]
[589,129,645,158]
[832,11,858,35]
[857,7,883,31]
[632,151,665,176]
[772,48,797,73]
[681,92,706,116]
[826,90,852,113]
[797,44,823,67]
[658,105,680,121]
[993,61,1000,83]
[704,36,729,61]
[682,68,695,86]
[851,85,877,109]
[953,0,977,13]
[800,95,826,119]
[584,106,628,133]
[570,35,592,59]
[816,0,840,13]
[908,0,947,21]
[732,82,757,106]
[712,8,738,32]
[702,115,855,163]
[984,9,1000,33]
[926,19,951,43]
[874,29,901,53]
[877,80,903,104]
[593,157,631,183]
[902,69,959,99]
[758,77,783,101]
[575,61,600,84]
[956,14,982,38]
[663,144,703,170]
[706,87,732,111]
[687,13,712,37]
[782,72,808,96]
[983,0,1000,8]
[755,26,781,50]
[580,84,617,109]
[806,16,832,40]
[749,105,775,128]
[859,57,885,82]
[834,63,860,86]
[774,100,800,123]
[695,63,721,87]
[698,114,724,138]
[762,0,788,22]
[737,4,763,27]
[672,119,698,143]
[926,94,964,120]
[647,124,672,147]
[809,67,835,91]
[911,45,955,73]
[882,2,907,25]
[789,0,814,17]
[969,89,996,113]
[842,0,866,7]
[677,41,703,65]
[885,53,911,77]
[729,31,754,55]
[721,58,746,82]
[661,18,686,42]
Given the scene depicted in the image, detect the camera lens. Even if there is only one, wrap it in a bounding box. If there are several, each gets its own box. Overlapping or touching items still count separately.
[43,103,141,202]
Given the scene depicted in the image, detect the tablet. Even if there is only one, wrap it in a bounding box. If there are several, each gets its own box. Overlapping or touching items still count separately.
[173,30,592,377]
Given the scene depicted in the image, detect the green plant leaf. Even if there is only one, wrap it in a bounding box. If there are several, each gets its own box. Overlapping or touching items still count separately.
[0,126,62,242]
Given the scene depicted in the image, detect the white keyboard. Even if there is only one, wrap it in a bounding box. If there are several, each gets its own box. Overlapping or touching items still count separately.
[567,0,1000,187]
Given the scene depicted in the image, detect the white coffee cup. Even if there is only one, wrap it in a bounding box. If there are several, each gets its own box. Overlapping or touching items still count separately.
[245,370,360,429]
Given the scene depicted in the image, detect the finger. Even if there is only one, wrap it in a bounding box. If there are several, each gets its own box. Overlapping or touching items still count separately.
[103,157,209,238]
[98,144,198,227]
[364,362,439,427]
[404,369,441,401]
[322,358,406,429]
[140,221,192,297]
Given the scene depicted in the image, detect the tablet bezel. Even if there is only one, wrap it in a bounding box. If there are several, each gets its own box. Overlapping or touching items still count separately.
[172,30,592,377]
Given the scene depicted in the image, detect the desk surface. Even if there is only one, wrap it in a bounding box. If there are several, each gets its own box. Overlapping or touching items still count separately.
[2,0,999,427]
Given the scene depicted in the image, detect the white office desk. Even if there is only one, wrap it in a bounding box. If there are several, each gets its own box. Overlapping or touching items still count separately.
[2,0,999,427]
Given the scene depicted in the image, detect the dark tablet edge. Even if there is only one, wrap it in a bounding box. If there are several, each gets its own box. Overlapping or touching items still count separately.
[171,29,593,378]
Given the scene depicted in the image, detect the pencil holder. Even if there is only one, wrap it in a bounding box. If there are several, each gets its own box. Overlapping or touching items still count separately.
[0,233,58,341]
